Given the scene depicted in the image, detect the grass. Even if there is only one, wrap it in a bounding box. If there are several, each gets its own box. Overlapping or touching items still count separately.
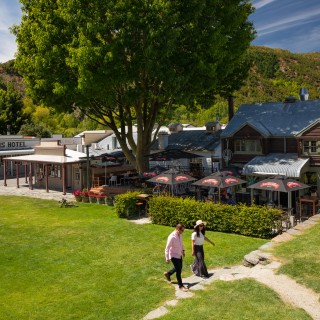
[160,280,310,320]
[272,223,320,294]
[0,195,316,319]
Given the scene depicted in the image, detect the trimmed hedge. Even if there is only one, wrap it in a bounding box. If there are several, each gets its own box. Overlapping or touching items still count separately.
[148,196,283,239]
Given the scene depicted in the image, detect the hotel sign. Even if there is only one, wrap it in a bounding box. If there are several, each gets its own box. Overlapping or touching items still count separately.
[0,141,26,148]
[0,138,40,149]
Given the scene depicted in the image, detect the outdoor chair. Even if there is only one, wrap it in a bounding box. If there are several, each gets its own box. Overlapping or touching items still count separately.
[109,175,120,186]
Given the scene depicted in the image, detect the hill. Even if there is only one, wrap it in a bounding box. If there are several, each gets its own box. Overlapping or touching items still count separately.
[235,46,320,106]
[1,46,320,128]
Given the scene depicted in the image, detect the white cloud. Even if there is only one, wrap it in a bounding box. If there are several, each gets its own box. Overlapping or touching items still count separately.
[0,0,21,63]
[256,8,320,36]
[252,0,277,10]
[257,25,320,53]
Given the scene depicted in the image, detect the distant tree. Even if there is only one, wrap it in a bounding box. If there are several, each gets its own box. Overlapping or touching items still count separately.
[0,82,25,134]
[18,122,51,138]
[13,0,255,172]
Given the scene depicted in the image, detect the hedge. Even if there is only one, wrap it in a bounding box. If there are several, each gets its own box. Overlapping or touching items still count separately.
[147,196,283,239]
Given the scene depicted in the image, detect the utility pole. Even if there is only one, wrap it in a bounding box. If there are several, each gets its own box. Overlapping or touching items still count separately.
[86,144,90,191]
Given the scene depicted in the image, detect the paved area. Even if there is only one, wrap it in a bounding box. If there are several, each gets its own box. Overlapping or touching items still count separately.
[1,179,319,319]
[0,177,74,201]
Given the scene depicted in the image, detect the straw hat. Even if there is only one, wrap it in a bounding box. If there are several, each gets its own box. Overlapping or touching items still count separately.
[194,220,207,228]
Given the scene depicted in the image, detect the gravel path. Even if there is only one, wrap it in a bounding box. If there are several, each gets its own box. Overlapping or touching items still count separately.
[1,179,319,319]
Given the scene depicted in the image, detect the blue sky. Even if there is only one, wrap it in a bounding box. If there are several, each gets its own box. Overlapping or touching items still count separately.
[1,0,320,63]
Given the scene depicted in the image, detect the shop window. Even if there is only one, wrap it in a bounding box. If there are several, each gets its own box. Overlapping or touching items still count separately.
[303,141,318,155]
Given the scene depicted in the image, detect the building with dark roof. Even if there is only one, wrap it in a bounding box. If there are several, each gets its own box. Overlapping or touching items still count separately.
[221,97,320,193]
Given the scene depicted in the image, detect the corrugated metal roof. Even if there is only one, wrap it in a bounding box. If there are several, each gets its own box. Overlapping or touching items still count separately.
[221,100,320,138]
[151,129,221,151]
[242,153,309,178]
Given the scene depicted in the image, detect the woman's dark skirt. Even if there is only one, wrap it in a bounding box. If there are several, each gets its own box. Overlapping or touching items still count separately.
[191,245,209,277]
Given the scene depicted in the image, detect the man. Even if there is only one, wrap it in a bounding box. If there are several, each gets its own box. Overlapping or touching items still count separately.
[164,224,188,292]
[226,193,236,205]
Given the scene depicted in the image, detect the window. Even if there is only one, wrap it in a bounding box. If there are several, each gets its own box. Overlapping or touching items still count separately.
[303,141,318,154]
[234,139,261,154]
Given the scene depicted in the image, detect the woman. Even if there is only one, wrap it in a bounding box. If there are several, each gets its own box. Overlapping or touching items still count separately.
[191,220,215,278]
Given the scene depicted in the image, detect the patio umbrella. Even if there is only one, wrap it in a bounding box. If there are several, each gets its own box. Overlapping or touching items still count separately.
[192,171,246,202]
[143,165,167,178]
[220,165,243,177]
[248,175,310,193]
[147,169,196,195]
[248,175,310,219]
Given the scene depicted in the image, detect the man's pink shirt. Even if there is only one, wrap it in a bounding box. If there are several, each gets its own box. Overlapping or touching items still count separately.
[165,230,184,260]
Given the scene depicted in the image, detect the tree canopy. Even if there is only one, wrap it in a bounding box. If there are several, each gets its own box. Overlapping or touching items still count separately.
[0,82,25,134]
[13,0,255,172]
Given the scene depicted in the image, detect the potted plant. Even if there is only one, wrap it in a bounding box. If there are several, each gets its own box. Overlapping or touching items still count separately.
[81,189,90,203]
[73,190,82,202]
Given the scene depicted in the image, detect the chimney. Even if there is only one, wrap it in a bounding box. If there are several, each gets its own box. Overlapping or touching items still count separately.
[228,96,234,121]
[299,88,309,101]
[158,131,169,150]
[112,136,117,149]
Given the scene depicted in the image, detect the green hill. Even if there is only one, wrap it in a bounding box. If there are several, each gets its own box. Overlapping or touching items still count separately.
[1,46,320,129]
[235,46,320,105]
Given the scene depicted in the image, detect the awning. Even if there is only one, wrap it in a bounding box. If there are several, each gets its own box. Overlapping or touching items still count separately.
[3,148,87,164]
[242,153,309,178]
[0,149,34,156]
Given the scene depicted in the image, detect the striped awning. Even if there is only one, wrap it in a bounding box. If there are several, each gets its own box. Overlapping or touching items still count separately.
[242,153,309,178]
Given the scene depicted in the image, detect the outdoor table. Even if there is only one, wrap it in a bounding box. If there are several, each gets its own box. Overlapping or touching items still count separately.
[299,196,319,221]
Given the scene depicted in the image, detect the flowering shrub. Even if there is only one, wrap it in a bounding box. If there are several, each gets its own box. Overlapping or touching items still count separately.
[81,189,89,197]
[72,190,82,197]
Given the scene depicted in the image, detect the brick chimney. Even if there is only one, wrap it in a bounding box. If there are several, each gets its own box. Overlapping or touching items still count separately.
[228,96,234,122]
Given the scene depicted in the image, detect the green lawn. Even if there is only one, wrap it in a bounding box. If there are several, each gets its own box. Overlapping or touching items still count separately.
[272,223,320,294]
[0,196,315,319]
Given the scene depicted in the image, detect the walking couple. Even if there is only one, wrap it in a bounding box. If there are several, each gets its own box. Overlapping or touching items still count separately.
[164,220,215,292]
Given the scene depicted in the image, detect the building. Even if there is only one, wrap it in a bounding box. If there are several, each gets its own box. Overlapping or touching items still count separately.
[221,91,320,206]
[149,122,223,177]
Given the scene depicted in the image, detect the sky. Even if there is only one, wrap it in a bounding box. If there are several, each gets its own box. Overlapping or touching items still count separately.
[1,0,320,63]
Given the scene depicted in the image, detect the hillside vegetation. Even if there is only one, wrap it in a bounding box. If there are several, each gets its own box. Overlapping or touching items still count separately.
[1,46,320,134]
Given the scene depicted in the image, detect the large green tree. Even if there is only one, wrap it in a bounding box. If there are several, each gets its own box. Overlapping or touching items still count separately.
[0,82,25,134]
[13,0,255,172]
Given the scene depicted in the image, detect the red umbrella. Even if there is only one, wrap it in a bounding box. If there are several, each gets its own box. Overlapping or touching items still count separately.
[147,169,196,195]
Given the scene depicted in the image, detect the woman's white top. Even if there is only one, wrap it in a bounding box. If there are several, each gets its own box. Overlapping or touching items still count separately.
[191,232,205,245]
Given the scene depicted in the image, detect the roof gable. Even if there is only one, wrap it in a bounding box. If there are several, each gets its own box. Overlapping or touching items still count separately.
[221,100,320,138]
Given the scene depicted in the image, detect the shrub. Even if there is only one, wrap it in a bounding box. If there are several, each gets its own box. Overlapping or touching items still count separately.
[114,191,142,218]
[72,190,82,197]
[148,196,282,239]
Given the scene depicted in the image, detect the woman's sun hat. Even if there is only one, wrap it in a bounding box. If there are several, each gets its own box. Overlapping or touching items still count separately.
[194,220,207,228]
